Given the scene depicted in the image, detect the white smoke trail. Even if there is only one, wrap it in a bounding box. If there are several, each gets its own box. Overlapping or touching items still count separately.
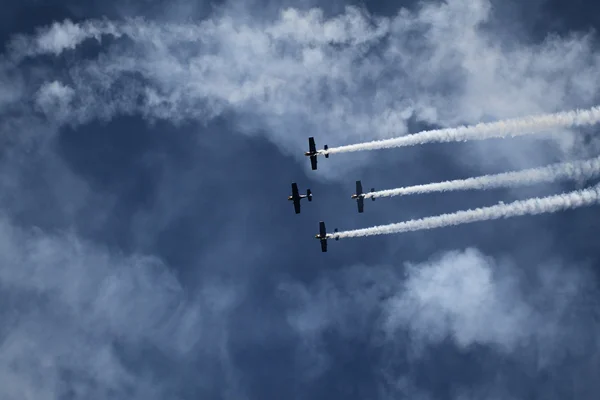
[331,184,600,239]
[319,106,600,155]
[366,156,600,199]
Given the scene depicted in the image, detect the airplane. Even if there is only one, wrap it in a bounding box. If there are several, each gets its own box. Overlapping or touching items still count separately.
[304,137,329,170]
[288,182,312,214]
[315,221,338,252]
[350,180,375,213]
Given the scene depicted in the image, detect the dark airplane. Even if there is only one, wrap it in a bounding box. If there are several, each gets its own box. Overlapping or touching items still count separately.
[288,182,312,214]
[351,180,375,213]
[304,137,329,170]
[315,221,338,252]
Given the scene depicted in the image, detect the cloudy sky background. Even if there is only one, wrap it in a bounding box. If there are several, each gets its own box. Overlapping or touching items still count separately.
[1,0,600,398]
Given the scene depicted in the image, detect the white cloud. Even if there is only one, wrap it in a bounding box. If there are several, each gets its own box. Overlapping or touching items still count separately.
[383,248,597,361]
[9,19,122,58]
[0,215,241,399]
[280,247,599,396]
[5,0,600,177]
[35,81,75,121]
[1,1,600,398]
[384,248,534,351]
[0,68,24,109]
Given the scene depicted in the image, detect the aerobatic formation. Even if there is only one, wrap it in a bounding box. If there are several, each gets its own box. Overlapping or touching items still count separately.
[287,106,600,252]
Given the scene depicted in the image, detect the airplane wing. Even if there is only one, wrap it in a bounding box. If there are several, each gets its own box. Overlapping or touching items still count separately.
[355,181,364,212]
[319,221,326,237]
[309,137,316,153]
[320,240,327,252]
[291,182,299,198]
[307,138,318,170]
[318,222,328,252]
[294,199,301,214]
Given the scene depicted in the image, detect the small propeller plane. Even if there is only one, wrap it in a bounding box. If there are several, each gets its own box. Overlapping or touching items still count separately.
[351,180,375,213]
[304,137,329,170]
[315,221,338,252]
[288,182,312,214]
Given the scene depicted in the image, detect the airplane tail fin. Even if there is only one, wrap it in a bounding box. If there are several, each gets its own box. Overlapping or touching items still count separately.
[371,188,375,201]
[324,145,329,158]
[307,189,312,201]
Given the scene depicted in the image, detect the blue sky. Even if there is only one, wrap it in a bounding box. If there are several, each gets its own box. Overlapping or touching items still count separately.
[1,0,600,399]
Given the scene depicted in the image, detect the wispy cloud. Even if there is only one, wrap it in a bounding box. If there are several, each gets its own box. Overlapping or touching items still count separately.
[4,0,600,174]
[385,247,600,382]
[1,0,600,399]
[385,249,535,352]
[0,214,242,398]
[35,81,75,121]
[281,248,600,397]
